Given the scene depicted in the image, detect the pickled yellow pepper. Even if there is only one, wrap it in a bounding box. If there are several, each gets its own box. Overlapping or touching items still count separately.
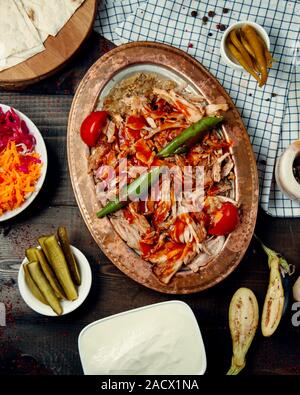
[227,42,260,83]
[241,25,268,87]
[229,29,254,70]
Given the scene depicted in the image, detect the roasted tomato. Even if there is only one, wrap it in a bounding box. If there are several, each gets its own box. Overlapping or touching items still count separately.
[80,111,108,147]
[208,202,239,235]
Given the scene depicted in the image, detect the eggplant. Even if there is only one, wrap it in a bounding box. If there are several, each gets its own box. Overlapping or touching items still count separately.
[261,251,284,337]
[227,288,259,375]
[293,276,300,302]
[254,235,295,337]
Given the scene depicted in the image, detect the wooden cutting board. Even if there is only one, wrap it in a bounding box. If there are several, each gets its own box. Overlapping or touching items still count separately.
[0,0,97,89]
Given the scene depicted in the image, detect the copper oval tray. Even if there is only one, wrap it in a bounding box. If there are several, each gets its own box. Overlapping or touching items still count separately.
[67,42,258,294]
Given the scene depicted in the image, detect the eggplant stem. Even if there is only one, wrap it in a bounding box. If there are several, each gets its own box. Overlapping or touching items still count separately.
[227,363,244,375]
[254,234,292,275]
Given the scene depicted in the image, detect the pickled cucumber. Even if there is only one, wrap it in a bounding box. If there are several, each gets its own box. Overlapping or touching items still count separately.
[57,227,81,285]
[26,247,39,263]
[38,236,52,261]
[27,261,62,315]
[44,235,78,301]
[23,263,48,305]
[35,249,66,299]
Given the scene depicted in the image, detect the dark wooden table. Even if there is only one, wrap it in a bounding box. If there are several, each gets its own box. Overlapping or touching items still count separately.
[0,32,299,376]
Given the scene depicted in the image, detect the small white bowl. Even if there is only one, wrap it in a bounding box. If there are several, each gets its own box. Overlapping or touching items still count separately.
[220,21,270,71]
[18,245,92,316]
[0,104,47,222]
[275,141,300,201]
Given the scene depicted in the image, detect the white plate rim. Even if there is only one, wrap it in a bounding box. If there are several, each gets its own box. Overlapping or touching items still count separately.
[0,103,48,222]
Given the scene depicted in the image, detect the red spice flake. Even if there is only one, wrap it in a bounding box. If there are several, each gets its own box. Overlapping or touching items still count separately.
[188,42,194,48]
[191,10,198,17]
[223,8,230,14]
[208,10,216,17]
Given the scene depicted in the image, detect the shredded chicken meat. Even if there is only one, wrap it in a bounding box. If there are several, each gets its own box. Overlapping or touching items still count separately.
[89,73,236,284]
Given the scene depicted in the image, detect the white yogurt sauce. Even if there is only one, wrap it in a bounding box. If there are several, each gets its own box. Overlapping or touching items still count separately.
[79,301,206,375]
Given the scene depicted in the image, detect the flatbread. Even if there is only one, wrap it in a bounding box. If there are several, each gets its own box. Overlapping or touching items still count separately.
[0,0,43,66]
[20,0,86,36]
[0,43,44,72]
[0,0,86,73]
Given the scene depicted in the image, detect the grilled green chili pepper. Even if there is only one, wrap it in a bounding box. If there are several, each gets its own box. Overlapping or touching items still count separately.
[97,166,163,218]
[157,116,223,158]
[97,116,223,218]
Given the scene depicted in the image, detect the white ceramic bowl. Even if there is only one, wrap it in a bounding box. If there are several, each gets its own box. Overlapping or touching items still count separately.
[0,104,47,222]
[78,301,207,375]
[220,21,270,71]
[275,141,300,201]
[18,245,92,316]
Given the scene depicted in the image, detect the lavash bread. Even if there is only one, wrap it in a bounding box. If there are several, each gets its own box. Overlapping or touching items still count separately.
[20,0,86,36]
[0,0,44,71]
[0,0,86,72]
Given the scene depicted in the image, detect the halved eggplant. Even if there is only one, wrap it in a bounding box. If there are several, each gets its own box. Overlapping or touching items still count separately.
[227,287,259,375]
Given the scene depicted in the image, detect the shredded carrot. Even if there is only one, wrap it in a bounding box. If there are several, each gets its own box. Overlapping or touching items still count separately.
[0,141,42,215]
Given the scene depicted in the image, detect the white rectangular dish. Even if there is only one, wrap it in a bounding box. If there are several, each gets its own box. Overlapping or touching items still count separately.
[78,300,207,375]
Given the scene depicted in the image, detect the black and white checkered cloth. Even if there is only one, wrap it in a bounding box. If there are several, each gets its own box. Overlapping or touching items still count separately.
[94,0,300,217]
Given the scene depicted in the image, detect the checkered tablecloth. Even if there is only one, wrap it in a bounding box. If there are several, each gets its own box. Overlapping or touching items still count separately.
[94,0,300,217]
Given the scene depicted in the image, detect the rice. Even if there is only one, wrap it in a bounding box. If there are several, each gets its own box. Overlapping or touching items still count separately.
[103,73,177,117]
